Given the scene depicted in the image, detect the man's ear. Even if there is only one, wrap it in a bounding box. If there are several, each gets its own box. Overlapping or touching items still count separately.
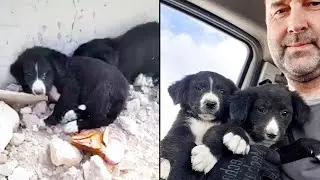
[291,91,310,129]
[229,90,255,125]
[168,75,191,105]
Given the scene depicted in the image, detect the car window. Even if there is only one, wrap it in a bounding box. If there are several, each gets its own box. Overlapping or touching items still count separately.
[160,3,250,139]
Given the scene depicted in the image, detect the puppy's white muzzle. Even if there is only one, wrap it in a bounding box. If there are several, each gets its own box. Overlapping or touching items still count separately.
[32,79,46,95]
[265,118,279,140]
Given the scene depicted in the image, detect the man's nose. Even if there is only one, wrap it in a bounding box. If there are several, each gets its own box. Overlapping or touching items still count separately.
[288,6,308,33]
[287,6,308,33]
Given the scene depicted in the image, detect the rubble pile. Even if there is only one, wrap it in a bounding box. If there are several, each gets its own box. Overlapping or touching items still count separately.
[0,82,159,180]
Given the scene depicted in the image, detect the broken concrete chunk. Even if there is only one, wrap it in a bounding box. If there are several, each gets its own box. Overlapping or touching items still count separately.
[0,101,20,130]
[21,114,41,130]
[0,126,13,153]
[10,133,25,146]
[126,99,140,112]
[0,153,7,164]
[82,155,112,180]
[5,84,22,92]
[20,106,32,114]
[8,166,32,180]
[0,175,6,180]
[0,160,18,176]
[32,101,47,115]
[50,137,83,167]
[61,166,84,180]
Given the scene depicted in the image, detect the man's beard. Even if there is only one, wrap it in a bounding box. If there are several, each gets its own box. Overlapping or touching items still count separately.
[269,30,320,82]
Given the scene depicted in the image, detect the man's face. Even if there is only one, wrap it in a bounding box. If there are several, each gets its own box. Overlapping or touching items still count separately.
[265,0,320,82]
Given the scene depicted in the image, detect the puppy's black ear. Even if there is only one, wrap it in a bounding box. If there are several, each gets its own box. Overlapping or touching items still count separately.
[291,91,310,129]
[168,75,191,105]
[229,90,255,125]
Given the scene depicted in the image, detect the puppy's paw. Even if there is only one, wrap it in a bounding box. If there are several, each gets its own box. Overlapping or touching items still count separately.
[191,145,217,173]
[223,132,250,155]
[43,116,59,126]
[63,121,79,134]
[61,110,77,124]
[160,158,170,179]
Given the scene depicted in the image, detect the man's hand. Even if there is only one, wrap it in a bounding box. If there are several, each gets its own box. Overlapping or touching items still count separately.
[207,145,281,180]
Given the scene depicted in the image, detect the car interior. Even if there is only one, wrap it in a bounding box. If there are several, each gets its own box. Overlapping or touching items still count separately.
[161,0,288,89]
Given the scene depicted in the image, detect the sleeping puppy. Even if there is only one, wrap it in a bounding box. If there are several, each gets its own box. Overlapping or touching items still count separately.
[72,21,159,85]
[43,56,129,133]
[191,84,320,174]
[10,46,68,101]
[160,71,238,179]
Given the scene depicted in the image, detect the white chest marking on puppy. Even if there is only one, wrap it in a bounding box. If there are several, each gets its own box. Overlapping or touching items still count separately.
[265,117,279,136]
[188,117,220,145]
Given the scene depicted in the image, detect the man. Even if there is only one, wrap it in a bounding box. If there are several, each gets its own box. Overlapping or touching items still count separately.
[265,0,320,179]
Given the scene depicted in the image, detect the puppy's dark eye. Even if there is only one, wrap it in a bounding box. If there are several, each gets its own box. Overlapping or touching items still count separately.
[257,107,266,113]
[280,110,289,117]
[195,86,202,91]
[220,89,225,94]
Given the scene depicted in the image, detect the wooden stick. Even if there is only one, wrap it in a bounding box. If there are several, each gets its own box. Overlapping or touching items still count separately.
[0,89,48,105]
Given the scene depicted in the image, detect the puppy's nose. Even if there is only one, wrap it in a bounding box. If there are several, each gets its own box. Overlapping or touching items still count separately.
[33,89,44,95]
[205,101,217,109]
[266,133,277,139]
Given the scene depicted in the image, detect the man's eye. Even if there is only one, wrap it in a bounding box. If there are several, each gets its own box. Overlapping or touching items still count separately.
[305,2,320,9]
[274,8,289,16]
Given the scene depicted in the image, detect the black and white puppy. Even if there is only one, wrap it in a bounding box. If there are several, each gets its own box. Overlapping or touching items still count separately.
[160,71,238,179]
[43,56,129,133]
[10,46,68,101]
[72,21,159,85]
[11,46,129,133]
[191,84,320,174]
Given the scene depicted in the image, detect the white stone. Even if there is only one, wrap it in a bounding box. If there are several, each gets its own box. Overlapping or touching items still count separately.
[0,160,18,176]
[0,175,6,180]
[20,107,32,114]
[61,166,84,180]
[0,153,7,164]
[126,99,140,112]
[21,114,42,130]
[50,137,83,167]
[8,167,32,180]
[5,84,22,92]
[0,126,13,153]
[10,133,25,146]
[0,101,20,130]
[82,155,112,180]
[32,101,47,115]
[117,116,137,135]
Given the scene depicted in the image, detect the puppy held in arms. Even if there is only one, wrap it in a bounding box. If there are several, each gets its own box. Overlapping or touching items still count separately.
[10,46,129,134]
[160,71,238,179]
[191,84,320,175]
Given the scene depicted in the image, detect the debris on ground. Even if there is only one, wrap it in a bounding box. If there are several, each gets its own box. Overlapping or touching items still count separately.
[0,79,159,180]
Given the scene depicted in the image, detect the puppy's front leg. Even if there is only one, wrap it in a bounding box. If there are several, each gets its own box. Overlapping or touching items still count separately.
[160,133,196,179]
[190,125,228,173]
[44,77,80,126]
[223,126,250,155]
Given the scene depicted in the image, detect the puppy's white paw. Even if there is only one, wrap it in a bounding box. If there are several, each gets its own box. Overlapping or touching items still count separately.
[61,110,77,124]
[63,121,78,134]
[78,104,86,110]
[223,132,250,155]
[315,154,320,161]
[191,145,217,173]
[160,158,170,179]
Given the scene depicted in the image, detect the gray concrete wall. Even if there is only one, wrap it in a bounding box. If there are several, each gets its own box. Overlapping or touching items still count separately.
[0,0,159,87]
